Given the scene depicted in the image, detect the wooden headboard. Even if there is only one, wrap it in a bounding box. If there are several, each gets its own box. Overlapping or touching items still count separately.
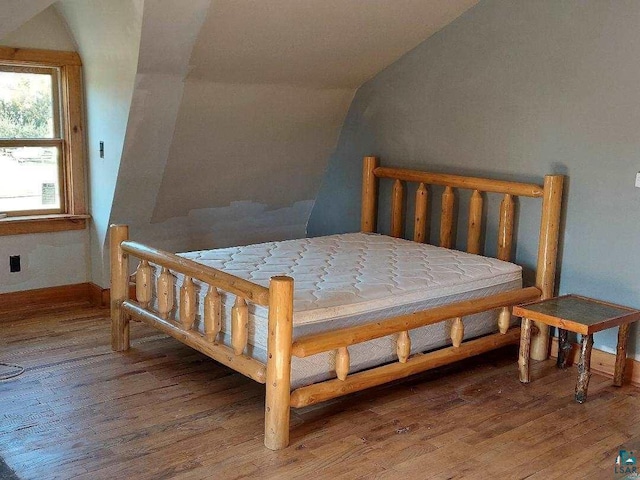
[360,156,564,360]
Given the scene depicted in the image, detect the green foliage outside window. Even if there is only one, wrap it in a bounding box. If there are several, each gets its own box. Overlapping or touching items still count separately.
[0,76,54,139]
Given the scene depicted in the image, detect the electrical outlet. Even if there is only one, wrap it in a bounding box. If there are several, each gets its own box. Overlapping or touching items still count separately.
[9,255,20,273]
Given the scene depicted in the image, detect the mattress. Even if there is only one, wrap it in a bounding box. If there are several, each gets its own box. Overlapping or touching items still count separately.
[149,233,522,389]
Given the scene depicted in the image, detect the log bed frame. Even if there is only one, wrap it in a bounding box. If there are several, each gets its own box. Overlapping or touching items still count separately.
[109,156,564,450]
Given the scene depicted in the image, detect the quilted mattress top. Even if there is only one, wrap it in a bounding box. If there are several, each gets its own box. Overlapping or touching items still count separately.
[179,233,521,327]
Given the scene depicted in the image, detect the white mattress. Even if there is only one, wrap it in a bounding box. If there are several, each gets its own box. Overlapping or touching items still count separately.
[149,233,522,389]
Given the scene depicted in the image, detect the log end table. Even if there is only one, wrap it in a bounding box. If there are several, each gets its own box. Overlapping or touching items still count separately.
[513,294,640,403]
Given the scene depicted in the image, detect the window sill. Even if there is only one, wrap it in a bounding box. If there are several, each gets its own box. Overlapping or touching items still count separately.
[0,214,90,236]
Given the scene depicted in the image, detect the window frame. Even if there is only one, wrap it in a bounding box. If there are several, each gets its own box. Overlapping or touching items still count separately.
[0,47,87,235]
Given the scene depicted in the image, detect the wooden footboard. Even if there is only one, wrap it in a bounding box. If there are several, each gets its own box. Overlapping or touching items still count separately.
[109,225,294,449]
[289,286,541,407]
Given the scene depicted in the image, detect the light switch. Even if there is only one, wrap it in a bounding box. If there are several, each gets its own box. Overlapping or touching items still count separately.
[636,172,640,188]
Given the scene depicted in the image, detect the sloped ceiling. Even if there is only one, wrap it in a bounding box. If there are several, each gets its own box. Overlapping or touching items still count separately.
[187,0,480,88]
[2,0,478,286]
[111,0,478,260]
[0,0,57,39]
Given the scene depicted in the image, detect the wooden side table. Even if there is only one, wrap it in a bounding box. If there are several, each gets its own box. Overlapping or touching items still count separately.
[514,295,640,403]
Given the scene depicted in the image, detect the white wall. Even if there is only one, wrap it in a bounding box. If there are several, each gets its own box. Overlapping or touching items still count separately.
[0,0,57,40]
[0,231,89,293]
[0,6,89,293]
[56,0,144,287]
[111,0,478,259]
[1,4,75,51]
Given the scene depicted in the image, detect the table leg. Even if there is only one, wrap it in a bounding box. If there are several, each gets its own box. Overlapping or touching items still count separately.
[613,323,631,387]
[557,328,571,369]
[575,334,593,403]
[519,317,532,383]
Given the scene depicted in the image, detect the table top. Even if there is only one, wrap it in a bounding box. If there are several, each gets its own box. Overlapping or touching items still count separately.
[512,294,640,335]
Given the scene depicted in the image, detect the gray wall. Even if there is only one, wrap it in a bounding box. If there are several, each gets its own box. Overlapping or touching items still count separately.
[309,0,640,359]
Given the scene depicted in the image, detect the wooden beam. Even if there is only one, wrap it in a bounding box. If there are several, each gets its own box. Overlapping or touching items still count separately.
[60,64,87,215]
[0,214,88,236]
[374,167,544,198]
[0,46,82,66]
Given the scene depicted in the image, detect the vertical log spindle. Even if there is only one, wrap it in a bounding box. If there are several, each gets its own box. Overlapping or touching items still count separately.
[414,183,428,243]
[391,179,405,238]
[336,347,350,381]
[361,156,379,233]
[204,286,222,342]
[497,194,515,261]
[440,186,455,248]
[498,306,511,334]
[397,330,411,363]
[157,267,175,318]
[135,260,153,308]
[467,190,483,254]
[179,276,196,330]
[232,296,249,355]
[450,317,464,347]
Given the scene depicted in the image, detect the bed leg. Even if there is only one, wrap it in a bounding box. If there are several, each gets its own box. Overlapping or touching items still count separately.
[265,276,294,450]
[110,224,130,352]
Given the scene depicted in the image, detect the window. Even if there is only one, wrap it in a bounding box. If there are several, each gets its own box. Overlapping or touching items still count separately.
[0,47,87,235]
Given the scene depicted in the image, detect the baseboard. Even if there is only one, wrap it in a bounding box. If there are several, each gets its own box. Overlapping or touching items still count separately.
[88,282,110,307]
[0,282,136,317]
[550,337,640,388]
[0,283,94,316]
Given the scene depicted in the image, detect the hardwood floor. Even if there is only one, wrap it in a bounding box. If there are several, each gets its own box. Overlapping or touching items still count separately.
[0,305,638,479]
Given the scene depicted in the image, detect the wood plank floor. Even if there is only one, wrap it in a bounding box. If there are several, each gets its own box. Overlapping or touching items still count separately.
[0,305,638,479]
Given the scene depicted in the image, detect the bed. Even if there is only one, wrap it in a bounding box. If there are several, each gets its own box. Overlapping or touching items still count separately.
[109,156,564,450]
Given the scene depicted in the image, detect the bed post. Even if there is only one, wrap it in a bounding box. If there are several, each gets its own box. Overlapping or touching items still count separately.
[110,224,130,352]
[264,275,294,450]
[530,175,564,360]
[361,156,379,233]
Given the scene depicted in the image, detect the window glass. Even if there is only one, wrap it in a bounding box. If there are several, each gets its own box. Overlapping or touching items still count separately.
[0,70,55,139]
[0,146,61,212]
